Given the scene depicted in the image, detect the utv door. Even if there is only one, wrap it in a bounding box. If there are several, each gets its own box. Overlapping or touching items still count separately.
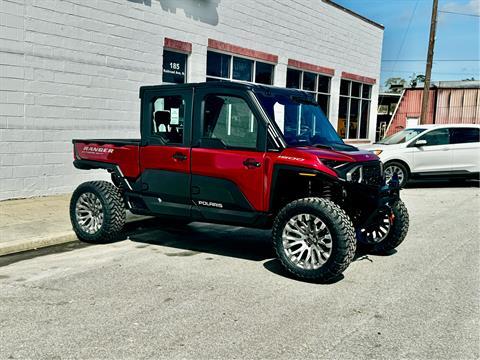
[190,88,267,224]
[139,88,192,217]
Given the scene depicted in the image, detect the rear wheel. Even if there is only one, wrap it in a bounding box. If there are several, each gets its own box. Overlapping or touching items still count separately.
[272,197,356,282]
[384,161,409,188]
[70,181,126,243]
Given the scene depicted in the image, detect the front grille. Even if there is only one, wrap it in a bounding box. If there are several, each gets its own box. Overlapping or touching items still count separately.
[362,161,383,186]
[339,161,384,187]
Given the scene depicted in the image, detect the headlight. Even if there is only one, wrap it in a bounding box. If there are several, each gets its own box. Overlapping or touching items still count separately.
[372,149,383,156]
[320,159,347,169]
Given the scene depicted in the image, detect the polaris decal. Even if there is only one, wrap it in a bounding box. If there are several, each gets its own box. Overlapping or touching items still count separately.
[82,146,114,154]
[197,200,223,209]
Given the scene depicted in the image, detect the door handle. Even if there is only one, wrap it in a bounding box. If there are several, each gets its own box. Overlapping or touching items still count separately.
[172,152,187,161]
[243,158,261,169]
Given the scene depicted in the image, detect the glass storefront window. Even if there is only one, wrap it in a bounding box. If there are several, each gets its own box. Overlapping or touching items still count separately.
[302,72,316,91]
[207,51,231,79]
[338,79,372,139]
[317,75,330,93]
[351,82,361,97]
[206,51,274,85]
[340,80,350,96]
[362,84,372,99]
[233,57,253,82]
[286,69,301,88]
[286,68,331,116]
[255,62,274,85]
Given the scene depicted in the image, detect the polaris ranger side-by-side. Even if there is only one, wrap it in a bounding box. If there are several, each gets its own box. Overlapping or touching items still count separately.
[70,82,409,281]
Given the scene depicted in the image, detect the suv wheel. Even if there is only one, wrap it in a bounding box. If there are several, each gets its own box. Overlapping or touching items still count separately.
[272,197,356,282]
[384,161,409,188]
[70,181,126,243]
[358,200,409,253]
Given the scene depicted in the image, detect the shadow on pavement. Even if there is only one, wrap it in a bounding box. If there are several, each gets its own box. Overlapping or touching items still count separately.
[128,219,275,262]
[0,241,91,267]
[1,217,402,284]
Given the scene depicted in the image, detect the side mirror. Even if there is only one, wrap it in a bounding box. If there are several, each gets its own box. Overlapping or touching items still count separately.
[414,139,427,147]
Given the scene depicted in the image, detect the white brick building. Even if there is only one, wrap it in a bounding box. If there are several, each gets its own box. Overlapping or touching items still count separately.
[0,0,384,200]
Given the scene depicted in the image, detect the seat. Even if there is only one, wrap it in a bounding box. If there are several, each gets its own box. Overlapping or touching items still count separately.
[154,110,171,133]
[154,110,182,143]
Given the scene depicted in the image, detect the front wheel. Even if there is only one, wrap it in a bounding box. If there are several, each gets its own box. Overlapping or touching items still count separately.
[272,198,356,282]
[70,181,126,243]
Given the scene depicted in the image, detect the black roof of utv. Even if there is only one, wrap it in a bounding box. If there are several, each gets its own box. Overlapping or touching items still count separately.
[139,81,312,100]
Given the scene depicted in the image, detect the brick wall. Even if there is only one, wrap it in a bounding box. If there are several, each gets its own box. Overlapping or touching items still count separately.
[0,0,383,200]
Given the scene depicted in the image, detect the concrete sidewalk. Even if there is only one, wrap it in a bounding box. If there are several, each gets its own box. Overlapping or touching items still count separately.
[0,194,150,256]
[0,194,77,256]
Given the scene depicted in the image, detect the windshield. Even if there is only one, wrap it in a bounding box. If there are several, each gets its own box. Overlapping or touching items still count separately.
[378,128,426,145]
[256,91,353,151]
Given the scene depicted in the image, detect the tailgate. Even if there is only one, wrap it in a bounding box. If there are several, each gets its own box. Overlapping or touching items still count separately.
[73,139,140,178]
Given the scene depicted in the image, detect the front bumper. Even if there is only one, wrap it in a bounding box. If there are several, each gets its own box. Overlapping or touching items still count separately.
[356,181,401,231]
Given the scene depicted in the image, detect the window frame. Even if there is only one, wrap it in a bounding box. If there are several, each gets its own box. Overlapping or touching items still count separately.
[193,88,267,152]
[201,94,260,151]
[206,50,275,85]
[285,68,331,116]
[338,79,372,140]
[140,88,193,147]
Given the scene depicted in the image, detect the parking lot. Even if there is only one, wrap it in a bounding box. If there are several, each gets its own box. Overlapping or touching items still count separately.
[0,183,479,360]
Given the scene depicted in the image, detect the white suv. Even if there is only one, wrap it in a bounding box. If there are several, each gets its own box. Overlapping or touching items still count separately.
[364,124,480,187]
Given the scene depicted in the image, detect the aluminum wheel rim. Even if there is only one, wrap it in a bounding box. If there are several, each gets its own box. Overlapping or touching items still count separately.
[384,165,404,185]
[362,213,391,244]
[282,213,333,270]
[75,192,104,234]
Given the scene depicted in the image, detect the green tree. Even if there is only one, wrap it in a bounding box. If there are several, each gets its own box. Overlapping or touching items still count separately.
[409,73,425,88]
[384,77,407,94]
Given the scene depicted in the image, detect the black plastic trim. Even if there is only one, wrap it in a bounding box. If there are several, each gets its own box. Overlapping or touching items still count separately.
[268,164,340,211]
[191,174,254,211]
[73,159,132,190]
[411,170,479,178]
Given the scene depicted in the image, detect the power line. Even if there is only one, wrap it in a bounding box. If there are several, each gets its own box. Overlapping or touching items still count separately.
[381,70,478,76]
[379,0,420,103]
[382,59,480,62]
[439,10,480,17]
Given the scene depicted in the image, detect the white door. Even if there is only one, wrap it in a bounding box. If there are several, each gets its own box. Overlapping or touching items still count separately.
[411,128,453,173]
[450,127,480,173]
[406,117,419,128]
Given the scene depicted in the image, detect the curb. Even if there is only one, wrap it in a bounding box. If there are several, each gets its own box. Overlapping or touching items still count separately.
[0,231,78,257]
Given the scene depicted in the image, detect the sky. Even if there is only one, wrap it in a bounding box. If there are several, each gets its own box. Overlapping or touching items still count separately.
[334,0,480,89]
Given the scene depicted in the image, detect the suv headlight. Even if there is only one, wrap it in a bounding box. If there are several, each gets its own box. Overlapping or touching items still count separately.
[372,149,383,156]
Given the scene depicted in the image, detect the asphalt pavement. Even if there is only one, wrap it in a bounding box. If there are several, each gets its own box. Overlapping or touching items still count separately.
[0,184,479,359]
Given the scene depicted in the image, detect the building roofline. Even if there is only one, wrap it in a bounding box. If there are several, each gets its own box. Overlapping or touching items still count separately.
[321,0,385,30]
[379,92,402,97]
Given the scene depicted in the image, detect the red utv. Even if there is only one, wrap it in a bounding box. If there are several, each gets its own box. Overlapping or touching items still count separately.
[70,82,409,281]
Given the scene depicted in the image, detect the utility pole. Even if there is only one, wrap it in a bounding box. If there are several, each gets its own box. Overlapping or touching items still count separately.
[420,0,439,124]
